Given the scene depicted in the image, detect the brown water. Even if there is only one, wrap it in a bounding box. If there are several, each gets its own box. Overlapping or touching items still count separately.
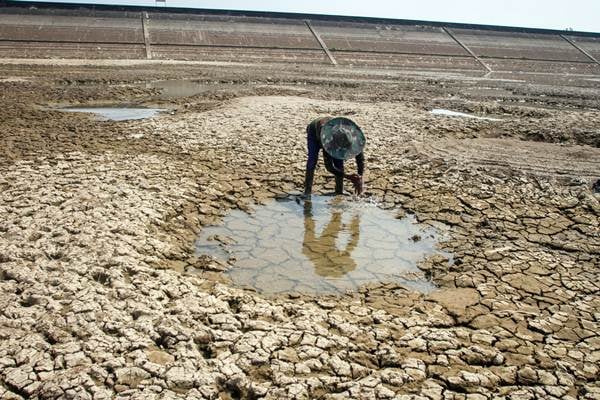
[145,80,249,99]
[145,80,210,98]
[195,196,451,295]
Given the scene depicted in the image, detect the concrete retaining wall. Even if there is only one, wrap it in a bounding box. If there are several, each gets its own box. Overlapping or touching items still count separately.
[0,3,599,75]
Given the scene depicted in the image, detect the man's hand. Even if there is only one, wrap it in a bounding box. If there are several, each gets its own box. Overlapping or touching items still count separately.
[348,174,364,195]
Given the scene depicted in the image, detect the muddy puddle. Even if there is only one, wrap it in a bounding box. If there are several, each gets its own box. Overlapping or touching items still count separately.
[145,80,211,98]
[430,108,502,121]
[195,196,451,295]
[60,106,165,121]
[145,79,250,99]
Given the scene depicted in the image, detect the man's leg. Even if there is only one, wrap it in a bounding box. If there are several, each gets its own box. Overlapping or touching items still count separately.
[333,159,344,195]
[305,126,320,196]
[304,168,315,196]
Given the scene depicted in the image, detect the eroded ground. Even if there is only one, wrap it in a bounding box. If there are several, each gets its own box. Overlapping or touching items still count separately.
[0,61,599,399]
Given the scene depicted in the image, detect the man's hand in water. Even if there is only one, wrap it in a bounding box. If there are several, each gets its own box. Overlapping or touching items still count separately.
[348,174,363,195]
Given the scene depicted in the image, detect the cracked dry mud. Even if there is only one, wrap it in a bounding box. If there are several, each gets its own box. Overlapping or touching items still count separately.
[0,62,599,399]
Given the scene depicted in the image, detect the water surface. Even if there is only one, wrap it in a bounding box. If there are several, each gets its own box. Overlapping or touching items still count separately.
[145,80,210,98]
[430,108,502,121]
[60,107,165,121]
[195,196,451,295]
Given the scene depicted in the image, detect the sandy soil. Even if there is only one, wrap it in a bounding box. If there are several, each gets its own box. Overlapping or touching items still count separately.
[0,60,599,399]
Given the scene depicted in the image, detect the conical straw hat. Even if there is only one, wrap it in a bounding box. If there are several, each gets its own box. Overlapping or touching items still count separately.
[320,117,366,160]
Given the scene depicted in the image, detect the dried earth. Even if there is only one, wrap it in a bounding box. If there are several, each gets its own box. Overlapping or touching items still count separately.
[0,60,599,399]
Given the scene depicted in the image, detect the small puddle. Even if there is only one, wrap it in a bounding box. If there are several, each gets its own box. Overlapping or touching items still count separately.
[0,77,31,83]
[60,106,165,121]
[430,108,502,121]
[145,80,210,98]
[195,196,451,295]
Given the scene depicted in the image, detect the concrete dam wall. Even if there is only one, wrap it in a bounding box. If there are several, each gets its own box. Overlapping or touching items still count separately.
[0,2,599,76]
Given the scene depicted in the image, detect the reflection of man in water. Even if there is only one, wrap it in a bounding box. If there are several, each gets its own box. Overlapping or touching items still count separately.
[302,201,360,277]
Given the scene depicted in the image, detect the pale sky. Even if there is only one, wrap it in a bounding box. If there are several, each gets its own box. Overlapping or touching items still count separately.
[20,0,600,33]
